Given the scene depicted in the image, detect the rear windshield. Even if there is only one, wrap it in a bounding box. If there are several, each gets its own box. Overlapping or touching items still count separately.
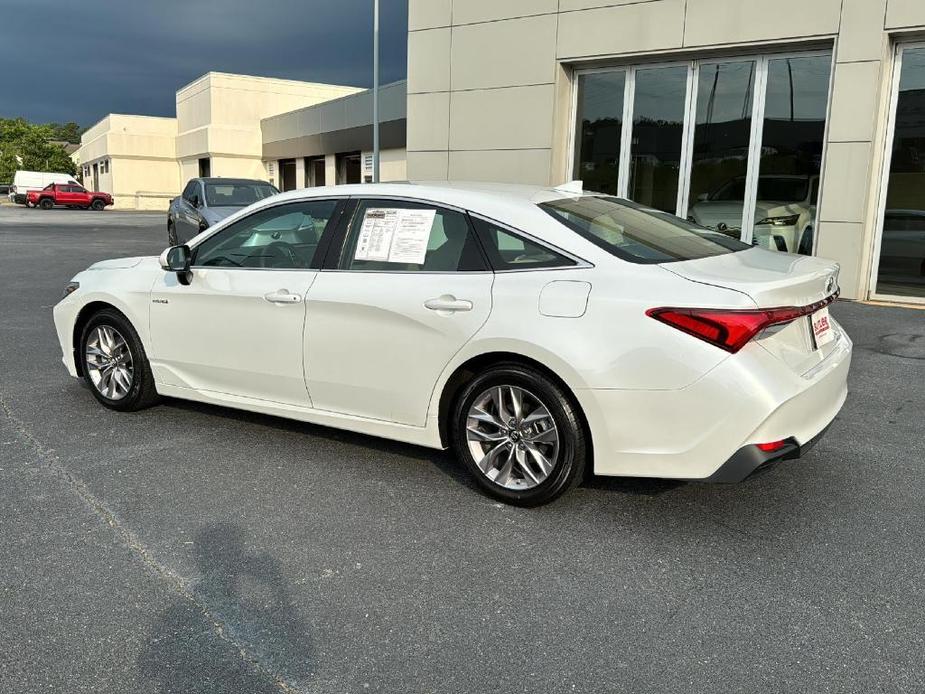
[205,182,278,207]
[540,196,750,264]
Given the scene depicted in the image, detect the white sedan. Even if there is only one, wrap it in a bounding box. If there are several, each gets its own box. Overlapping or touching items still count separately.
[53,182,852,505]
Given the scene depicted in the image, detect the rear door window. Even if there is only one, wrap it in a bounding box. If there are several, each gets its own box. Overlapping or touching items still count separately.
[338,200,486,272]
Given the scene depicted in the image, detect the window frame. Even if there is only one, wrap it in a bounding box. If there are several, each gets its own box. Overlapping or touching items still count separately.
[321,196,492,274]
[189,197,348,271]
[569,48,835,247]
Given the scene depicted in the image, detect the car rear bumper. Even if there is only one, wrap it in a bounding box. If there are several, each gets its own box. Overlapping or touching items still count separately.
[577,321,852,480]
[703,425,829,483]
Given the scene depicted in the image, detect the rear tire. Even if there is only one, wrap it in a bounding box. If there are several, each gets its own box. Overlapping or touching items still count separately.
[39,198,53,210]
[91,198,105,211]
[450,363,587,506]
[79,308,160,412]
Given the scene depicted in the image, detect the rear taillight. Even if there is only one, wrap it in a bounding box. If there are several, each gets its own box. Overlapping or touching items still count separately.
[647,291,838,353]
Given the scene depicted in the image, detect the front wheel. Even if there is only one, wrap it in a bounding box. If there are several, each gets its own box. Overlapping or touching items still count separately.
[39,198,53,210]
[91,198,106,211]
[80,309,160,411]
[450,364,587,506]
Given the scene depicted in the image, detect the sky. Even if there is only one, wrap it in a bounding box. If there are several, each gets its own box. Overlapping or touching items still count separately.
[0,0,408,127]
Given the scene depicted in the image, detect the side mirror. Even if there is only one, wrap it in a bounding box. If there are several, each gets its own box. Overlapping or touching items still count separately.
[159,245,193,285]
[189,194,201,208]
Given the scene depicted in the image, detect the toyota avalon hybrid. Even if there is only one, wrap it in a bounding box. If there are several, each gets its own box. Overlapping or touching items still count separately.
[53,182,851,505]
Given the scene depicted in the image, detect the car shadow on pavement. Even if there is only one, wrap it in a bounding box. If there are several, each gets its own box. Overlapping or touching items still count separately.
[163,398,479,491]
[137,522,313,693]
[161,398,687,500]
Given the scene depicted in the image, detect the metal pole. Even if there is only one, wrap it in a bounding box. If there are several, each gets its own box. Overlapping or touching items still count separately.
[372,0,380,183]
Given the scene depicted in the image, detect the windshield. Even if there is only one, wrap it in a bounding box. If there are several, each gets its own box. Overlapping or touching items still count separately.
[540,196,750,264]
[204,182,278,207]
[756,177,809,203]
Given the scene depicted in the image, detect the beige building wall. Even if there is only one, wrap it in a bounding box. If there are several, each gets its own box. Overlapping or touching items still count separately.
[175,72,363,184]
[77,114,179,210]
[406,0,925,300]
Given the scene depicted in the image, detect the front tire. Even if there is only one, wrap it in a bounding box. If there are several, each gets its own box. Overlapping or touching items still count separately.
[91,198,105,211]
[39,198,53,210]
[79,309,160,412]
[167,219,178,246]
[450,364,587,506]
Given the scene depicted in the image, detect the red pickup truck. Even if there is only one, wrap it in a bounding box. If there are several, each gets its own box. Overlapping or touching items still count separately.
[27,183,113,211]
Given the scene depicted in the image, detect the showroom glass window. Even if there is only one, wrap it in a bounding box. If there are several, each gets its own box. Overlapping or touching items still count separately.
[628,65,688,213]
[574,71,625,196]
[876,46,925,299]
[572,51,833,254]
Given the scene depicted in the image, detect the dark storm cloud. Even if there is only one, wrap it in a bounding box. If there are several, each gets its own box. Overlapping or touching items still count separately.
[0,0,407,126]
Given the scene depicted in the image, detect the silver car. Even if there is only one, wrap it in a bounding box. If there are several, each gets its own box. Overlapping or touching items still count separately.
[167,178,279,245]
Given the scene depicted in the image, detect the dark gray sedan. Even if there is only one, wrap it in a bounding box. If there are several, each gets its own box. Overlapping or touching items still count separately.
[167,178,279,245]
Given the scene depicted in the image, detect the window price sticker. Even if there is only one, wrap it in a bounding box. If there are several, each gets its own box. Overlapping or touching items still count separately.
[354,208,436,264]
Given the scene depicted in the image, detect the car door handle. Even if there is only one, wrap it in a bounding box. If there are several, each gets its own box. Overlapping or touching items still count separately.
[264,290,303,304]
[424,295,473,312]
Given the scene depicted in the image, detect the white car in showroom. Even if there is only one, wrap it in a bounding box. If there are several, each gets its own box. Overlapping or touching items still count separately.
[53,182,851,505]
[689,174,819,255]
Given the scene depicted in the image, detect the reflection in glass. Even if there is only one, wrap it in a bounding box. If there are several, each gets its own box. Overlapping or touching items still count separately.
[628,66,687,213]
[574,71,625,195]
[686,61,755,239]
[755,55,831,255]
[877,48,925,298]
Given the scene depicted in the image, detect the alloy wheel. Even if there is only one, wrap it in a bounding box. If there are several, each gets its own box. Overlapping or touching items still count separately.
[466,385,560,490]
[85,325,134,400]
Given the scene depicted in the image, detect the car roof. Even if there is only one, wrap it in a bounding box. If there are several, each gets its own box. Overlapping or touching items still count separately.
[196,177,274,185]
[263,180,590,213]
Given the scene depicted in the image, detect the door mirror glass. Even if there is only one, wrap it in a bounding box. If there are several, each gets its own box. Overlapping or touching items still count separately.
[190,194,201,208]
[160,245,191,272]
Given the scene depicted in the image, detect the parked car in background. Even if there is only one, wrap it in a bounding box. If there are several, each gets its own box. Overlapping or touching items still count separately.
[26,183,113,210]
[688,174,819,255]
[9,170,80,204]
[55,182,850,506]
[167,177,279,245]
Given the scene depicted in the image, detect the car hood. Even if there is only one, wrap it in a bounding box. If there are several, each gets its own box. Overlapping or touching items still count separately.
[201,206,242,225]
[88,257,147,270]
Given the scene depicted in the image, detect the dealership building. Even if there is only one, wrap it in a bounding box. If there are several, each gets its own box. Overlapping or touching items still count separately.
[405,0,925,303]
[76,74,404,210]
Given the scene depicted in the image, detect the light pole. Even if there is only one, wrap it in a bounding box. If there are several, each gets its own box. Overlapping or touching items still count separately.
[372,0,380,183]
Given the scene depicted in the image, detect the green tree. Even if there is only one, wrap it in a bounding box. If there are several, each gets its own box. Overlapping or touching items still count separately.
[0,117,78,182]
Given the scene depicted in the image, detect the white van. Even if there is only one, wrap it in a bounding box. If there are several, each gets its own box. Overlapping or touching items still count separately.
[9,171,79,205]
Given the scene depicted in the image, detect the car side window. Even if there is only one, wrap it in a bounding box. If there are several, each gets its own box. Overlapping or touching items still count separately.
[338,200,486,272]
[192,200,340,269]
[181,181,197,203]
[470,216,576,271]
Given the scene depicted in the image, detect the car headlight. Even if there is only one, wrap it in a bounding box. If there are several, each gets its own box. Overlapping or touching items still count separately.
[756,214,800,227]
[62,281,80,298]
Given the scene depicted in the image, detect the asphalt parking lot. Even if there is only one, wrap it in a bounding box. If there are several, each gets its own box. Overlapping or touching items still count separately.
[1,203,924,694]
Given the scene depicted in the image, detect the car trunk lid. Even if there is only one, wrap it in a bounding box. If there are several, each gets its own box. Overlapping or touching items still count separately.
[661,247,838,308]
[660,247,842,374]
